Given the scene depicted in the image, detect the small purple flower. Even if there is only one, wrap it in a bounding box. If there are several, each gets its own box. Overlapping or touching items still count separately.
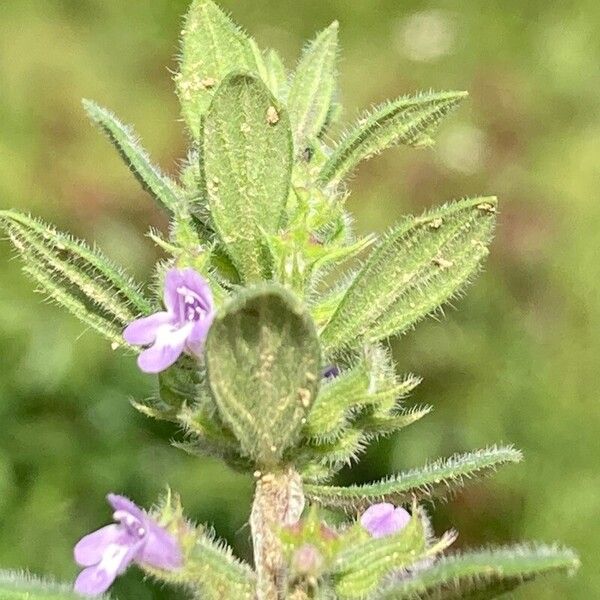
[74,494,182,597]
[123,268,214,373]
[360,502,411,538]
[322,364,340,379]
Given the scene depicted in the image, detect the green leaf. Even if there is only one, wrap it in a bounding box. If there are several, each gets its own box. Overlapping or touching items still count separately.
[304,446,523,512]
[205,285,321,467]
[320,197,497,355]
[203,73,293,282]
[334,507,432,599]
[180,529,256,600]
[298,428,367,474]
[0,210,151,346]
[376,544,580,599]
[355,405,433,437]
[319,90,468,186]
[0,571,108,599]
[82,100,182,212]
[174,395,251,470]
[288,22,339,151]
[144,493,255,600]
[177,0,259,138]
[264,48,288,100]
[304,349,421,441]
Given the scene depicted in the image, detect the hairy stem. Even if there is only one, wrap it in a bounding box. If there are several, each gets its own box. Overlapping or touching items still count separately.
[251,467,305,599]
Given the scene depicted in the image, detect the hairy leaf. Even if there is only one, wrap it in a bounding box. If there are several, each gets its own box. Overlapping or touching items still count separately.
[304,350,421,442]
[288,22,339,151]
[205,285,320,467]
[176,0,259,138]
[319,90,467,186]
[203,73,293,282]
[145,495,255,600]
[334,507,437,599]
[83,100,182,212]
[174,395,251,469]
[320,197,497,355]
[304,446,523,511]
[0,571,106,599]
[355,405,433,437]
[299,428,367,473]
[264,48,288,100]
[376,544,580,599]
[0,210,151,345]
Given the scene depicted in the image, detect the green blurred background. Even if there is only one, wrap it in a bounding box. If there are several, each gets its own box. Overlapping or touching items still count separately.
[0,1,598,597]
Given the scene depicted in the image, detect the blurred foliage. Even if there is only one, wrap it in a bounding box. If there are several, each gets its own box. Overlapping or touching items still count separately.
[0,0,597,598]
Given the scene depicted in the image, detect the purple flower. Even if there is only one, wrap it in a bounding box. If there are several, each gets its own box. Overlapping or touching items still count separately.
[322,364,340,379]
[74,494,182,597]
[360,502,411,538]
[123,268,214,373]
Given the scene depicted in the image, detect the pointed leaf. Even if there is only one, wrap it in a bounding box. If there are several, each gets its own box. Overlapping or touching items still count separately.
[174,396,251,470]
[305,446,523,512]
[305,349,421,442]
[355,405,433,437]
[0,210,151,345]
[319,90,468,186]
[205,285,320,467]
[376,544,580,599]
[0,570,108,599]
[83,100,182,212]
[320,197,497,355]
[298,428,367,474]
[203,73,293,282]
[288,22,339,151]
[144,494,255,600]
[177,0,259,138]
[264,48,288,100]
[334,507,433,599]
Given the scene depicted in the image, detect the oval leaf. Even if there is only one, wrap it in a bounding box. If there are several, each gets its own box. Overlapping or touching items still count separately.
[203,73,293,283]
[205,285,321,467]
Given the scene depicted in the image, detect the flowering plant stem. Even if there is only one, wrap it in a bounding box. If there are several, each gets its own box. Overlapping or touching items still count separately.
[251,468,305,599]
[0,1,580,598]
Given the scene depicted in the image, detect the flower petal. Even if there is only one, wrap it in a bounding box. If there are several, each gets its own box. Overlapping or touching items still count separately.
[360,502,411,538]
[74,524,121,567]
[137,520,183,570]
[186,314,214,356]
[180,268,213,311]
[107,494,145,522]
[74,541,138,596]
[137,323,193,373]
[123,312,173,346]
[75,564,117,597]
[322,365,341,379]
[163,269,183,314]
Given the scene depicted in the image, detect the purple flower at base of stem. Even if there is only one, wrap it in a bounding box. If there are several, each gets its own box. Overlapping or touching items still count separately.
[123,268,214,373]
[73,494,182,596]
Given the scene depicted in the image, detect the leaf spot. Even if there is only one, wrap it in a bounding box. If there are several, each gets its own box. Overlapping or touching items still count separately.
[477,202,497,214]
[433,256,454,269]
[266,106,280,125]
